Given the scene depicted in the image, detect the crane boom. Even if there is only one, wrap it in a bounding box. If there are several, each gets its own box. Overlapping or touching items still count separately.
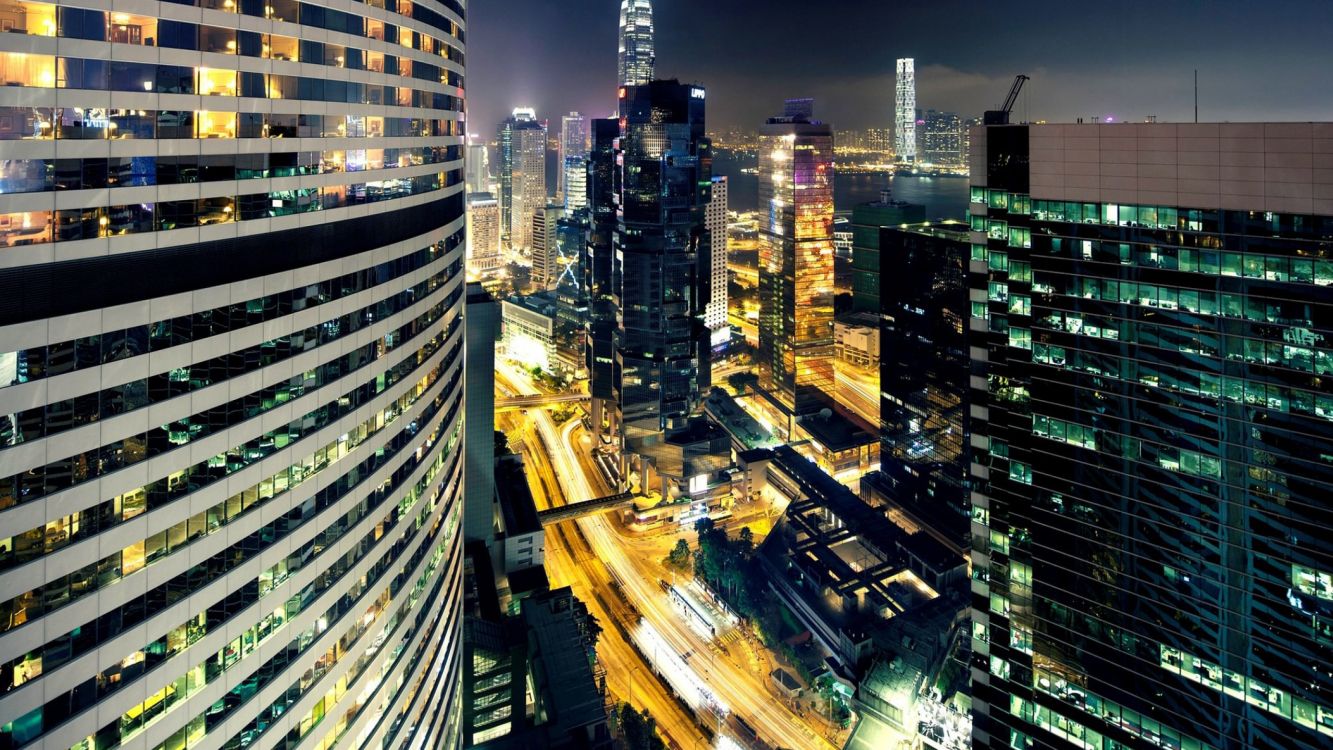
[984,74,1031,125]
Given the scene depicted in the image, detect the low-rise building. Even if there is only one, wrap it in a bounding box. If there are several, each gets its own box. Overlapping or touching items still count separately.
[795,407,881,485]
[741,446,967,678]
[834,312,880,368]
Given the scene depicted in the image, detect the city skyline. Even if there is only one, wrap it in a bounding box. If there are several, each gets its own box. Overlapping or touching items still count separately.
[2,1,1331,750]
[468,0,1333,137]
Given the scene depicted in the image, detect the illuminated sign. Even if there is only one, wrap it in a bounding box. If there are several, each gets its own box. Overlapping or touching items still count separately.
[691,88,706,100]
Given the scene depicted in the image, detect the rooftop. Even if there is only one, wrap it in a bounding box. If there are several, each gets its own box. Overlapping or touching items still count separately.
[798,408,878,453]
[495,455,542,536]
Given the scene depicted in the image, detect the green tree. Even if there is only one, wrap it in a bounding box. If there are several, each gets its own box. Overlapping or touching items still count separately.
[665,538,692,571]
[618,704,665,750]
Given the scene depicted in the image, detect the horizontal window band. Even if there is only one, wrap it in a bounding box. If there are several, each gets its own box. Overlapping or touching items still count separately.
[0,191,463,326]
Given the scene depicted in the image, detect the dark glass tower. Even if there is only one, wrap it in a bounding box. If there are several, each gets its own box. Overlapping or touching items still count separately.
[593,81,711,492]
[969,122,1333,750]
[586,118,622,450]
[876,223,970,549]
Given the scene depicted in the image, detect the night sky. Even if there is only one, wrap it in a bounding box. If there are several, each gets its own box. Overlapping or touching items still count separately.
[467,0,1333,138]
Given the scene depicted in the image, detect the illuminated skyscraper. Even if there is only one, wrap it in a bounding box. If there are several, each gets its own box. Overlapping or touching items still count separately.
[467,192,502,274]
[705,176,730,347]
[969,121,1333,750]
[0,2,468,749]
[922,109,964,166]
[466,138,491,194]
[618,0,656,86]
[564,156,589,213]
[497,108,547,252]
[758,106,837,427]
[895,58,917,163]
[560,112,589,200]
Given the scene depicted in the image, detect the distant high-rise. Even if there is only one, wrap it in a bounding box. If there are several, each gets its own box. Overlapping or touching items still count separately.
[969,121,1333,750]
[498,109,547,252]
[532,203,565,289]
[783,98,815,121]
[922,109,964,166]
[564,156,589,212]
[467,192,503,274]
[467,139,491,194]
[758,104,836,425]
[618,0,656,86]
[705,176,730,347]
[560,112,590,199]
[597,81,711,492]
[0,2,468,749]
[895,58,916,163]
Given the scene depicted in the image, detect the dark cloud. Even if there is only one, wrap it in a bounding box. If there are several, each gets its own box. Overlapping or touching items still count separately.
[467,0,1333,137]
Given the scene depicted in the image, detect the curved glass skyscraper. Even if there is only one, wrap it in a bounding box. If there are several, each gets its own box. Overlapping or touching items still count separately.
[617,0,654,87]
[0,2,466,750]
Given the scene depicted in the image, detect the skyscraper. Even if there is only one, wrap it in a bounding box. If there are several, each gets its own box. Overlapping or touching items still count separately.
[922,109,964,166]
[559,112,589,200]
[466,138,491,194]
[601,81,711,492]
[531,203,565,289]
[467,193,503,274]
[895,58,917,163]
[586,118,622,447]
[618,0,656,87]
[705,176,730,348]
[874,222,969,549]
[497,108,547,252]
[0,3,468,750]
[758,105,837,426]
[564,157,589,213]
[969,121,1333,750]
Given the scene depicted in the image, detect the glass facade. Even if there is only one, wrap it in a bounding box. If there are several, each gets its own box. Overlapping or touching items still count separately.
[0,2,466,750]
[970,124,1333,750]
[596,81,710,490]
[758,118,836,420]
[616,0,654,87]
[877,223,970,549]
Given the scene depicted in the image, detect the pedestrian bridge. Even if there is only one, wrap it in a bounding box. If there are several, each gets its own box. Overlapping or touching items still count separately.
[494,393,590,413]
[537,491,636,525]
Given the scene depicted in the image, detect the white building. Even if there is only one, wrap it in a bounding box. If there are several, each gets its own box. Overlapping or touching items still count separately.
[466,139,491,194]
[895,58,917,163]
[564,156,588,212]
[0,3,468,750]
[468,193,502,273]
[835,314,881,368]
[531,203,565,289]
[706,176,730,346]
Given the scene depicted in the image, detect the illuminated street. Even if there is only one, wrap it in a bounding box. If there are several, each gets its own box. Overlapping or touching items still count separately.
[496,361,839,750]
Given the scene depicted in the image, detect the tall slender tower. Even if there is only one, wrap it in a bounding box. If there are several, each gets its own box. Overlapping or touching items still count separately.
[606,81,711,491]
[705,176,730,347]
[758,104,837,428]
[498,109,548,253]
[895,58,917,163]
[0,2,468,749]
[618,0,656,87]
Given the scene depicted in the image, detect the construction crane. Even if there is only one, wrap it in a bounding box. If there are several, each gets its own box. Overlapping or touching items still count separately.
[984,75,1030,125]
